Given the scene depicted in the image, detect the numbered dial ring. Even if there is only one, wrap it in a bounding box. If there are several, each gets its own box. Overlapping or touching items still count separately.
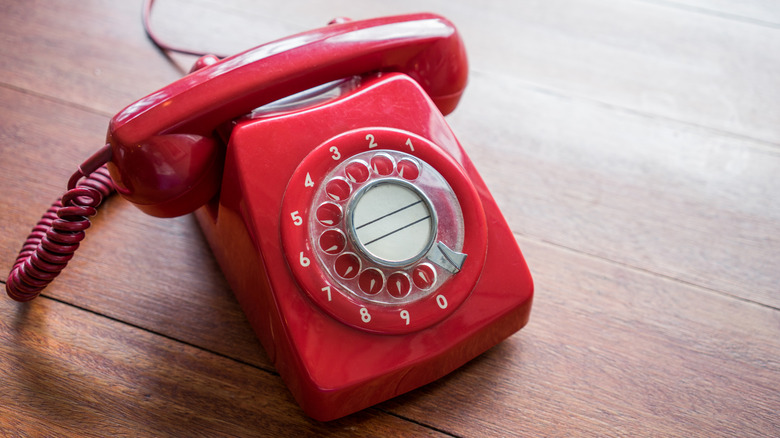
[314,151,462,308]
[281,128,487,334]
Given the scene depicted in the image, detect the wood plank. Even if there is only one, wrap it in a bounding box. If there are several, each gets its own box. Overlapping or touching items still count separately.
[4,0,778,146]
[157,0,780,145]
[0,0,179,116]
[0,85,268,369]
[0,0,304,116]
[450,0,780,145]
[644,0,780,26]
[0,296,447,436]
[382,236,780,436]
[450,72,780,308]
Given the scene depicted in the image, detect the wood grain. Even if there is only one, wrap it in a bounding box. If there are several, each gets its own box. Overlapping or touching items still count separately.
[157,0,780,144]
[0,296,446,436]
[451,73,780,308]
[644,0,780,25]
[1,0,778,436]
[384,237,780,436]
[0,86,270,370]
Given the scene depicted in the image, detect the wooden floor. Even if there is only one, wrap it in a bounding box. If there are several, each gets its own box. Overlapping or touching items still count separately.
[1,0,778,436]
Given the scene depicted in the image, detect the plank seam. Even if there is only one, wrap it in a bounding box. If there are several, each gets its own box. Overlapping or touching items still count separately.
[0,82,114,119]
[515,232,780,312]
[633,0,780,29]
[381,409,463,438]
[469,69,780,152]
[0,286,282,376]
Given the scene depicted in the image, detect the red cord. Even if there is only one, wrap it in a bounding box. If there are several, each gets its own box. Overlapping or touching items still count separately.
[6,166,115,301]
[7,1,215,301]
[6,2,215,301]
[142,0,227,59]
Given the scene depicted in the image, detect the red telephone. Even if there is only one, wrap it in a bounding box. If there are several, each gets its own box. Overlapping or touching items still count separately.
[7,14,533,420]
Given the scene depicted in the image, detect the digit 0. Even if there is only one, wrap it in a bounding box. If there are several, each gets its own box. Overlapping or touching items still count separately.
[436,294,448,309]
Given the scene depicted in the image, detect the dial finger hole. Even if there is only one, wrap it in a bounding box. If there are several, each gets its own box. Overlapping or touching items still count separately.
[319,229,346,254]
[316,202,342,226]
[370,154,394,176]
[334,253,360,279]
[345,161,370,184]
[326,178,351,201]
[358,268,384,295]
[412,264,436,289]
[387,272,411,298]
[397,158,420,180]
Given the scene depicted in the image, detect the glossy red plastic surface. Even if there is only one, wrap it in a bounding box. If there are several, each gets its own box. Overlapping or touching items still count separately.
[194,73,534,421]
[106,13,468,218]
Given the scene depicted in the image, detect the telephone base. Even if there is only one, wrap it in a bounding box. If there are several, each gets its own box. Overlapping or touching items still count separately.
[193,73,534,421]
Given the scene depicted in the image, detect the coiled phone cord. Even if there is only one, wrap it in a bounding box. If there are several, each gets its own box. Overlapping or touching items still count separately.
[5,0,209,301]
[6,151,114,302]
[7,1,220,301]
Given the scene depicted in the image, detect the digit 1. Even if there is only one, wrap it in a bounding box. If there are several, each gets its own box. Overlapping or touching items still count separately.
[405,138,415,152]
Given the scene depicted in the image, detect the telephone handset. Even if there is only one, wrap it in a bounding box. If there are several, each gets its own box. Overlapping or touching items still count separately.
[7,14,534,420]
[107,13,468,218]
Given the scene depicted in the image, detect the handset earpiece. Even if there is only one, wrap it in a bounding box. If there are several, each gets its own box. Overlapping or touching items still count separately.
[107,13,468,218]
[107,134,220,218]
